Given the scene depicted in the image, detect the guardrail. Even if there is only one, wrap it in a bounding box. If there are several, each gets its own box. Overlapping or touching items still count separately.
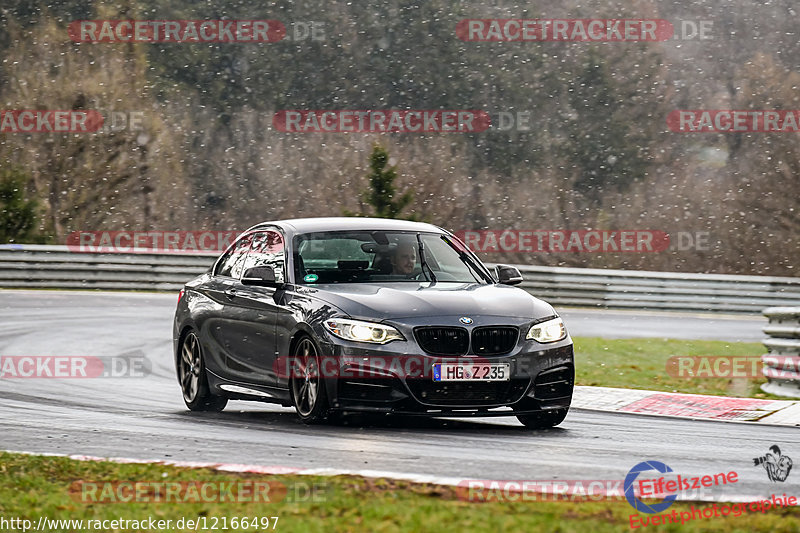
[761,307,800,398]
[1,244,799,314]
[511,264,800,314]
[0,244,216,292]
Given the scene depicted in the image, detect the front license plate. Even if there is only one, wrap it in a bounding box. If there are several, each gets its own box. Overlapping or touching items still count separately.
[433,363,510,382]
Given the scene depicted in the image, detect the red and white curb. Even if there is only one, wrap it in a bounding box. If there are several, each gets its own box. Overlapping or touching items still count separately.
[0,449,769,504]
[4,450,467,487]
[572,386,800,426]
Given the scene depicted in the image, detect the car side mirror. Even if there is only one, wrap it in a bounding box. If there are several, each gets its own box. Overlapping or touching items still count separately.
[496,265,523,285]
[242,266,283,288]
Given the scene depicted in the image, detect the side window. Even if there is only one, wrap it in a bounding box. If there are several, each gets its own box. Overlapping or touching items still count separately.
[215,232,254,278]
[243,230,286,283]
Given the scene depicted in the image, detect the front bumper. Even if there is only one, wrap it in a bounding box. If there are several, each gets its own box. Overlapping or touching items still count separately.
[319,325,574,416]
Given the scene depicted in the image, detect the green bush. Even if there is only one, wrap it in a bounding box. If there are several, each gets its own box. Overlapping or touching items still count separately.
[0,167,40,243]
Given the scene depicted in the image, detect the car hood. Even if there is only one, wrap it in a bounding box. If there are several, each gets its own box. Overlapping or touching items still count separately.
[307,282,556,321]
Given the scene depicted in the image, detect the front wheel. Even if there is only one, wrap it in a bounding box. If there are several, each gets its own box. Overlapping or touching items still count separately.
[516,408,569,429]
[178,330,228,412]
[289,336,331,424]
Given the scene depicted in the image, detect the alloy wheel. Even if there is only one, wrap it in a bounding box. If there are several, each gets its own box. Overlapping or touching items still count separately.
[179,332,202,403]
[291,338,321,417]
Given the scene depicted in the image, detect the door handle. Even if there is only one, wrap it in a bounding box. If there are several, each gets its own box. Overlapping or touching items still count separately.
[224,288,237,299]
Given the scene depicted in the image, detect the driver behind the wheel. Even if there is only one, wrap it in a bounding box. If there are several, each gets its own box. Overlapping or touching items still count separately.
[391,241,418,277]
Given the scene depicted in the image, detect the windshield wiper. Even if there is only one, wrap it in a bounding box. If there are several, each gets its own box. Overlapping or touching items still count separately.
[416,234,437,283]
[440,235,494,284]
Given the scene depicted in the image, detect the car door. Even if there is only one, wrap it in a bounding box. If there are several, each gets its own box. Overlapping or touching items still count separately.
[196,231,254,377]
[220,229,286,387]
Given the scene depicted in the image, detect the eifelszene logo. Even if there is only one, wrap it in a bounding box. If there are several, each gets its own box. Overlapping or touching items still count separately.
[625,461,677,514]
[753,446,793,482]
[624,461,738,514]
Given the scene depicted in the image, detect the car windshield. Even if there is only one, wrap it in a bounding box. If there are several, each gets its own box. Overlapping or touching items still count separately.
[293,231,486,284]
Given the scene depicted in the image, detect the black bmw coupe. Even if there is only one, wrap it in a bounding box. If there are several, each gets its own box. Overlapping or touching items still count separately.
[173,217,574,428]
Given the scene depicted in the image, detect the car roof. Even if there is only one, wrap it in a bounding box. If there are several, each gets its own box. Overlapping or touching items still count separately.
[251,217,448,235]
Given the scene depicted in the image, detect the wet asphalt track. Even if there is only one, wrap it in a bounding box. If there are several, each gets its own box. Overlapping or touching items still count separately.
[0,290,796,502]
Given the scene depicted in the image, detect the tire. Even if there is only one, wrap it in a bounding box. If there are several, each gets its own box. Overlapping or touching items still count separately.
[516,408,569,429]
[177,330,228,412]
[289,336,331,424]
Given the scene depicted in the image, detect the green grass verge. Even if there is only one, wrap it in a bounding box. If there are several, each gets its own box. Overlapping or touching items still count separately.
[573,337,772,398]
[1,452,798,533]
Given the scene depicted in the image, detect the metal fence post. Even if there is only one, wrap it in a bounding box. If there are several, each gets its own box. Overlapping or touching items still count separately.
[761,307,800,398]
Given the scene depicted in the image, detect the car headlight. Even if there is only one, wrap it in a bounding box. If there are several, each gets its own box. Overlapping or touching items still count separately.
[526,317,567,343]
[324,318,405,344]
